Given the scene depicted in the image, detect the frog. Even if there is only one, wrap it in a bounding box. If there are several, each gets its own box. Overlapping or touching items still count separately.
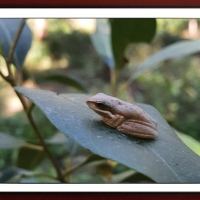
[86,93,158,139]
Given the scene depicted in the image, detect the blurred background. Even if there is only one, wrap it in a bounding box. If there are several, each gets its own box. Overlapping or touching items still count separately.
[0,18,200,183]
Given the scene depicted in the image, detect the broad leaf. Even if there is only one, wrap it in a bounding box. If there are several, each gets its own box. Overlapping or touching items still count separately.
[120,171,155,183]
[64,154,105,176]
[111,19,156,70]
[16,147,46,170]
[45,132,67,144]
[41,74,87,92]
[132,39,200,80]
[15,87,200,183]
[0,19,32,69]
[45,132,87,157]
[0,168,34,183]
[80,154,105,167]
[112,169,135,183]
[112,170,154,183]
[90,19,114,68]
[0,132,25,149]
[176,130,200,156]
[20,177,60,183]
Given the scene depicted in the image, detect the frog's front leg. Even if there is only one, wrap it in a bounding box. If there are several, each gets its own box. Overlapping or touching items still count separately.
[101,114,125,128]
[117,119,158,139]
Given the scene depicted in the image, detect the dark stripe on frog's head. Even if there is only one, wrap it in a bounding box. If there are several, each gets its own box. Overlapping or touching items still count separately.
[101,101,115,109]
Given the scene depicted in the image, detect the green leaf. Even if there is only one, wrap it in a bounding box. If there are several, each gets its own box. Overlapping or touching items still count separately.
[132,39,200,80]
[15,87,200,183]
[42,74,87,92]
[45,132,67,144]
[0,132,25,149]
[120,171,155,183]
[82,154,105,166]
[111,19,156,69]
[90,19,114,68]
[0,168,34,183]
[16,147,46,170]
[0,19,32,69]
[112,170,154,183]
[20,177,60,183]
[112,169,135,183]
[176,130,200,156]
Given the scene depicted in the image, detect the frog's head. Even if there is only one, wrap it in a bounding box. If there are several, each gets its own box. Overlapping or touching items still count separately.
[86,93,116,118]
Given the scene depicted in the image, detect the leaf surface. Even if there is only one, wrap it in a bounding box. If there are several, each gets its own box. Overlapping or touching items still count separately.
[90,19,114,68]
[42,74,87,92]
[0,19,32,69]
[132,39,200,79]
[176,130,200,156]
[0,132,25,149]
[16,147,46,170]
[0,168,34,183]
[45,132,67,144]
[111,19,156,69]
[15,87,200,183]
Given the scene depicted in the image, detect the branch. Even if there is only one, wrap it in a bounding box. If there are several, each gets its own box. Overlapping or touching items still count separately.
[3,18,65,183]
[23,142,44,151]
[6,18,26,75]
[26,110,64,182]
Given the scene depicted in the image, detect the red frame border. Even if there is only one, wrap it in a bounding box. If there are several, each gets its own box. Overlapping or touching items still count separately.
[0,193,200,200]
[0,0,200,7]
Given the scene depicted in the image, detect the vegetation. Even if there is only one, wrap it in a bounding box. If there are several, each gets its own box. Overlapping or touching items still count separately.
[0,18,200,183]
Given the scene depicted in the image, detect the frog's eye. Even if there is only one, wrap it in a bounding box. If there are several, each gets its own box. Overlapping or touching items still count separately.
[95,102,108,110]
[96,102,104,108]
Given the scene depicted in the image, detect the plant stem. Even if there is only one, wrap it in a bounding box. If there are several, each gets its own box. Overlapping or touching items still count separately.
[27,102,35,116]
[26,110,64,182]
[34,173,58,181]
[6,18,26,75]
[110,67,117,96]
[23,142,44,151]
[63,158,90,178]
[0,18,65,183]
[16,92,64,182]
[116,78,133,97]
[13,80,64,183]
[63,156,105,177]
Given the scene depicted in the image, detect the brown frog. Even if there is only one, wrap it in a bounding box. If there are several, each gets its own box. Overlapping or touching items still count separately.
[86,93,158,139]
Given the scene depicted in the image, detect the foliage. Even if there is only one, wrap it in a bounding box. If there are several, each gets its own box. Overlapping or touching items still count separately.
[111,18,156,70]
[14,87,200,182]
[0,18,200,184]
[0,19,32,69]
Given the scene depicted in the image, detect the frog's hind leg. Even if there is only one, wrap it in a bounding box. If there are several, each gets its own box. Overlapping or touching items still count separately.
[101,114,125,128]
[117,119,158,139]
